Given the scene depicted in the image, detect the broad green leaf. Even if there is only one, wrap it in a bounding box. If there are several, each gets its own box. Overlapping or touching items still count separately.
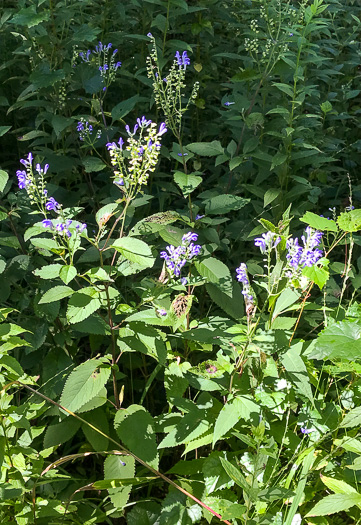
[77,386,108,413]
[0,126,11,138]
[273,82,294,98]
[158,406,211,449]
[111,95,141,121]
[30,64,65,88]
[272,289,300,321]
[111,237,155,267]
[34,264,62,279]
[203,453,235,494]
[39,286,74,304]
[173,171,202,197]
[82,408,109,451]
[186,141,224,156]
[0,170,9,192]
[43,418,81,448]
[305,494,361,517]
[308,321,361,361]
[300,211,338,232]
[72,315,111,335]
[131,211,180,235]
[96,202,119,226]
[204,194,249,215]
[196,257,233,297]
[60,358,111,413]
[264,188,280,208]
[31,238,62,252]
[302,264,329,289]
[213,396,260,446]
[337,209,361,232]
[104,455,135,510]
[51,115,73,137]
[206,282,244,319]
[321,475,358,495]
[114,405,159,469]
[222,504,247,520]
[9,6,49,27]
[59,265,77,285]
[82,157,106,173]
[271,152,288,171]
[281,343,313,402]
[66,288,101,324]
[118,322,167,364]
[340,406,361,429]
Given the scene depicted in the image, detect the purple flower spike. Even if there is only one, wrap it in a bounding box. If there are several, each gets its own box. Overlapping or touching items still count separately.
[147,32,153,38]
[137,116,152,128]
[182,232,198,243]
[16,170,29,189]
[46,197,59,211]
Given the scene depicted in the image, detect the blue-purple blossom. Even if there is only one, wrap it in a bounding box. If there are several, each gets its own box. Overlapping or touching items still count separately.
[175,50,191,69]
[16,170,29,189]
[158,122,167,136]
[300,427,313,434]
[42,219,53,229]
[224,101,235,106]
[160,232,201,281]
[195,214,205,221]
[180,277,188,286]
[177,152,188,157]
[157,308,167,316]
[147,32,153,38]
[254,231,281,254]
[137,116,152,128]
[76,223,87,233]
[114,178,124,187]
[46,197,59,211]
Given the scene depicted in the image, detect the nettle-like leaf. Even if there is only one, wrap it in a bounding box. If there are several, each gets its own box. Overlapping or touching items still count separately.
[213,395,260,446]
[300,211,338,232]
[66,287,102,324]
[104,454,135,510]
[117,322,167,364]
[60,358,111,413]
[114,405,159,469]
[186,140,224,156]
[307,321,361,361]
[337,209,361,232]
[196,257,233,297]
[203,194,249,215]
[173,171,202,197]
[305,493,361,517]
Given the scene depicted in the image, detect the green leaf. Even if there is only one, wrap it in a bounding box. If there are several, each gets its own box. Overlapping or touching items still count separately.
[271,152,288,171]
[337,209,361,232]
[174,171,202,197]
[59,265,77,285]
[104,455,135,510]
[60,358,111,413]
[82,157,106,173]
[204,194,249,215]
[66,288,101,324]
[51,115,73,137]
[9,6,49,27]
[186,141,224,156]
[30,64,65,88]
[281,343,313,402]
[111,237,155,267]
[0,170,8,193]
[34,264,62,280]
[206,282,244,319]
[264,188,280,208]
[300,211,338,232]
[340,406,361,429]
[302,264,329,289]
[43,418,81,448]
[39,286,74,304]
[273,82,294,98]
[118,322,167,364]
[82,408,109,451]
[219,457,250,493]
[272,289,300,321]
[213,396,260,446]
[308,321,361,361]
[111,95,141,121]
[305,494,361,517]
[114,405,159,469]
[321,475,358,495]
[195,257,233,297]
[0,126,11,138]
[96,202,119,226]
[30,237,62,253]
[72,315,111,335]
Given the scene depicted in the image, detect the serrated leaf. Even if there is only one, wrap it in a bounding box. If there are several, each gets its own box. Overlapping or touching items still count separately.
[111,237,154,267]
[60,358,111,413]
[340,406,361,429]
[302,264,329,289]
[83,157,106,173]
[174,171,202,197]
[213,396,260,446]
[271,152,288,171]
[272,289,300,321]
[321,475,358,495]
[206,282,244,319]
[82,408,109,451]
[104,455,135,510]
[219,457,250,493]
[66,288,101,324]
[39,286,74,304]
[300,211,338,232]
[114,405,159,469]
[59,265,77,285]
[33,264,62,280]
[308,321,361,361]
[337,209,361,232]
[186,141,224,156]
[204,194,249,215]
[111,95,140,121]
[305,493,361,517]
[281,343,313,402]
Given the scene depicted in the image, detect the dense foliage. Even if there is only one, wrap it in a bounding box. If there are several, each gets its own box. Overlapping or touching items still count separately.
[1,0,361,523]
